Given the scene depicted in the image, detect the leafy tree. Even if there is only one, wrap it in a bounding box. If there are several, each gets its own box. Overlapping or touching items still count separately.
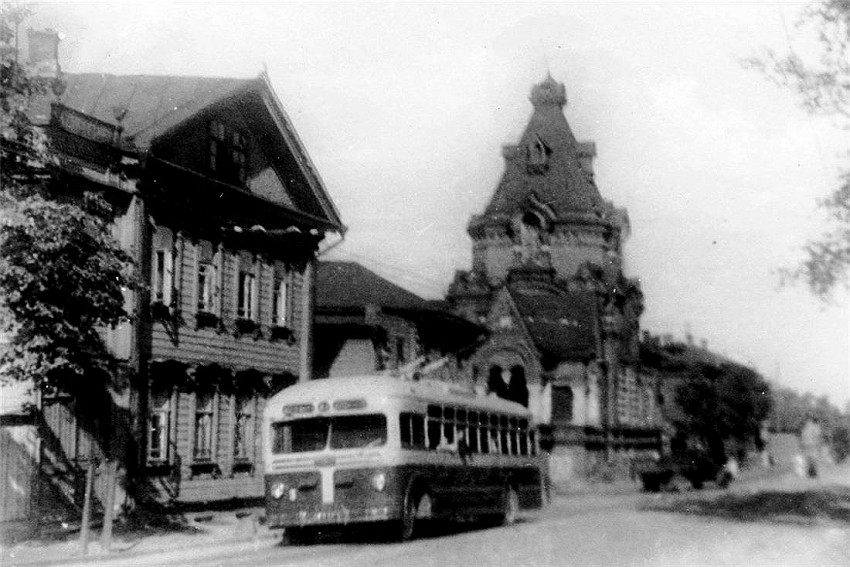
[0,4,135,393]
[673,361,772,462]
[641,334,772,461]
[745,1,850,300]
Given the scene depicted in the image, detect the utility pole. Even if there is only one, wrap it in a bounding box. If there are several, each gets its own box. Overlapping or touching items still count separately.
[78,458,96,556]
[298,257,315,382]
[100,460,117,553]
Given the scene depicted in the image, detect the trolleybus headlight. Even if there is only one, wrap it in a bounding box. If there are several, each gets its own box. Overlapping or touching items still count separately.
[271,481,287,499]
[370,472,387,492]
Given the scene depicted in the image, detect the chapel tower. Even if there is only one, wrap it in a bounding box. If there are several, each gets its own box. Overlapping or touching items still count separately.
[447,75,657,481]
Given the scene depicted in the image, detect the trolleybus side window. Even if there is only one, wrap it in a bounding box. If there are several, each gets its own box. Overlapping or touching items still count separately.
[479,412,490,454]
[519,418,529,455]
[490,414,501,454]
[400,412,426,450]
[454,409,468,452]
[427,405,442,450]
[443,406,455,445]
[406,405,534,457]
[467,411,479,453]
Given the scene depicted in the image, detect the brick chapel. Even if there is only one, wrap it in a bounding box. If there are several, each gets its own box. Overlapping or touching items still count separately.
[447,75,662,483]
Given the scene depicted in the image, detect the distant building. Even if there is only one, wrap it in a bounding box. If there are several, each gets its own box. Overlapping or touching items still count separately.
[314,261,485,381]
[447,75,661,484]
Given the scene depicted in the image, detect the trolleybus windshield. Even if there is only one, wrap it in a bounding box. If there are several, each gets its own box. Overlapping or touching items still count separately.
[271,414,387,453]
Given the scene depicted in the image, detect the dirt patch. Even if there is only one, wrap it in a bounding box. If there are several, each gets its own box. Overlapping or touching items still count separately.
[640,484,850,526]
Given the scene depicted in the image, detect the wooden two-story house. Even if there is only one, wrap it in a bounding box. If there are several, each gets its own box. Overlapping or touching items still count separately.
[28,72,344,506]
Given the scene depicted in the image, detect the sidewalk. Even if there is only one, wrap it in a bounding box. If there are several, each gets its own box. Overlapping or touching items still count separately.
[0,508,278,567]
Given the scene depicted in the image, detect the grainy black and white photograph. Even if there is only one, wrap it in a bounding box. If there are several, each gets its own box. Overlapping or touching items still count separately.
[1,1,849,565]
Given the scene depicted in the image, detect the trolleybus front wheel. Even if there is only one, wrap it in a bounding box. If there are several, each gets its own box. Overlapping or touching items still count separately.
[399,487,432,541]
[281,526,315,546]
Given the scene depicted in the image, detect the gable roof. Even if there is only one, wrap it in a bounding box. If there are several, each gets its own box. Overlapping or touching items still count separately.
[35,72,343,231]
[316,261,428,311]
[507,285,598,362]
[483,75,604,219]
[316,261,486,353]
[31,73,252,148]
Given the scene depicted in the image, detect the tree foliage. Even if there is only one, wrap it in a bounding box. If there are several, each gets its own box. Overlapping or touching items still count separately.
[640,334,772,459]
[0,4,135,392]
[672,361,772,460]
[746,0,850,300]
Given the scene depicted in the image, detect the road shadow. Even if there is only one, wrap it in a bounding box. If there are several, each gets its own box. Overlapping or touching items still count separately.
[276,516,538,547]
[640,484,850,526]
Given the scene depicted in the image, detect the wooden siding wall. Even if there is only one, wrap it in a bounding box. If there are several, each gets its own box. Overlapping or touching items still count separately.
[149,227,300,502]
[0,427,37,522]
[151,231,303,372]
[173,395,266,502]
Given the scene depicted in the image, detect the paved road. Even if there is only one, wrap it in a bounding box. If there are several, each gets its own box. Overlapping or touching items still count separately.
[69,484,849,567]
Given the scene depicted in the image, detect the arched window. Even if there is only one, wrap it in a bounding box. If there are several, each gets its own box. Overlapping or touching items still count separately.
[488,365,505,398]
[552,386,574,423]
[508,365,529,407]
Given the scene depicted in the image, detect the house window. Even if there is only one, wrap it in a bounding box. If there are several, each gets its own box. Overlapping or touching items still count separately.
[193,392,215,461]
[152,229,174,305]
[400,412,426,450]
[237,271,257,320]
[147,391,171,463]
[209,120,247,183]
[196,241,218,315]
[197,263,215,312]
[233,395,253,461]
[271,267,291,327]
[552,385,575,423]
[231,131,246,182]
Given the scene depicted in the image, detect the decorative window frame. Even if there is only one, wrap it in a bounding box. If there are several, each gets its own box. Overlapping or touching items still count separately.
[147,388,174,465]
[152,227,175,307]
[234,251,261,336]
[192,390,218,462]
[193,240,222,330]
[232,393,257,473]
[271,263,291,328]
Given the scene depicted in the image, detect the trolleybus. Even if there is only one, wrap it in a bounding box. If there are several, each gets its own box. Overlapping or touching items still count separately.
[263,375,547,542]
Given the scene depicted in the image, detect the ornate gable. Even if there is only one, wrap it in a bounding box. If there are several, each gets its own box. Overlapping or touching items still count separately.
[482,75,604,220]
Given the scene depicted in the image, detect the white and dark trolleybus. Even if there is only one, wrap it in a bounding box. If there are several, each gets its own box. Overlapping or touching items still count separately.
[263,375,547,542]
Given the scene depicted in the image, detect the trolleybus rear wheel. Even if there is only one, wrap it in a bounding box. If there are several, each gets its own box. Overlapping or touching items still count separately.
[501,485,519,526]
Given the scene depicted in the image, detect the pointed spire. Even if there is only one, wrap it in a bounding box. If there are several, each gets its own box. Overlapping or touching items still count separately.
[529,74,567,108]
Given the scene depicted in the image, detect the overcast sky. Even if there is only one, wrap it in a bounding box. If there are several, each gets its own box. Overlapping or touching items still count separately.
[29,1,850,407]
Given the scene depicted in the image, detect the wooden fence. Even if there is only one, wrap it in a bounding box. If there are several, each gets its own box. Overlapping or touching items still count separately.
[0,426,38,523]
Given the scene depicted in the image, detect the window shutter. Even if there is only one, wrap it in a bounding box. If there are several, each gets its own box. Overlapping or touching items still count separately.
[163,249,174,306]
[216,245,225,317]
[251,259,260,321]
